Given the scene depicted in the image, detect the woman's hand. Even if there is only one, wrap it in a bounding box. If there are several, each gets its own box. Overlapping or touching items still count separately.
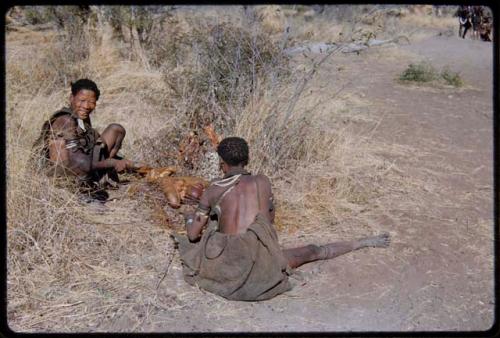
[114,159,135,172]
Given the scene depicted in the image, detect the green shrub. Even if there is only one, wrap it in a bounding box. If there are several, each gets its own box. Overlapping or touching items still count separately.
[440,67,463,87]
[399,62,463,87]
[399,62,438,83]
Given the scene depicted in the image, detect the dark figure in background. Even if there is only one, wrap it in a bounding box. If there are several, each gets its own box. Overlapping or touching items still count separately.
[175,137,390,301]
[471,6,483,40]
[33,79,136,200]
[457,5,472,39]
[479,16,492,42]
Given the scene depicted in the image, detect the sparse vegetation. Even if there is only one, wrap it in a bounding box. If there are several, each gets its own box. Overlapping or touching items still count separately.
[399,62,438,83]
[440,66,463,87]
[6,4,487,332]
[8,6,354,330]
[399,61,463,87]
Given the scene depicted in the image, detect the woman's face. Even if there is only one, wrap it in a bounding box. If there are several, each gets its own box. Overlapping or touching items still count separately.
[70,89,97,120]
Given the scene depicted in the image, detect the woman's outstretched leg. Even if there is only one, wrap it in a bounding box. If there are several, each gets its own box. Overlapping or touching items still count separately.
[283,233,390,269]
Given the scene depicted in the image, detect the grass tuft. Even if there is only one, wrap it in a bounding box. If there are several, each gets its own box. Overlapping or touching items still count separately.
[399,62,463,87]
[399,62,438,83]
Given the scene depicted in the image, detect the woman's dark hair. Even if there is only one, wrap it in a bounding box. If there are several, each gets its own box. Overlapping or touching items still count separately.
[71,79,100,100]
[217,137,249,166]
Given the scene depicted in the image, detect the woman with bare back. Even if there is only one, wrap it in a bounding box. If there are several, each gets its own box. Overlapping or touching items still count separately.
[175,137,390,301]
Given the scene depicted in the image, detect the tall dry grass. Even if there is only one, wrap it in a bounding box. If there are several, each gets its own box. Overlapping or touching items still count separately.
[6,5,449,331]
[283,5,457,45]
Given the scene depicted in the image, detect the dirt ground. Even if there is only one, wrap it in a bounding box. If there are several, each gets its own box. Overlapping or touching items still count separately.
[306,33,494,331]
[7,26,494,333]
[73,32,494,333]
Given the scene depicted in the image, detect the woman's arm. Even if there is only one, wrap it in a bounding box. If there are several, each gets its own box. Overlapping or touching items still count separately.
[48,115,133,174]
[185,189,212,242]
[48,115,92,175]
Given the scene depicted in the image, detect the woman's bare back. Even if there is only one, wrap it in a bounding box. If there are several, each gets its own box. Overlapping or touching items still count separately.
[217,175,273,234]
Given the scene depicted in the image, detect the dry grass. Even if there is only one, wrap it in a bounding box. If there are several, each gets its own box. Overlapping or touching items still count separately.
[284,5,457,46]
[6,5,474,332]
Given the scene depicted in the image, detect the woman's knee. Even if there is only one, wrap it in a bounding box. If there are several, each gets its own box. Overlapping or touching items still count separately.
[101,123,126,145]
[108,123,126,136]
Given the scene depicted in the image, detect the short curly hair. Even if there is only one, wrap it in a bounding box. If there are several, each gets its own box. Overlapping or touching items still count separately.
[217,137,249,166]
[71,78,100,101]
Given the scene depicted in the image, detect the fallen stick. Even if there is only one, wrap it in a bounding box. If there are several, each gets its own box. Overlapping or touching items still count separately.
[155,246,176,290]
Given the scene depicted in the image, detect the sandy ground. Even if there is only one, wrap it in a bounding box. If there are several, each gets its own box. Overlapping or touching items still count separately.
[306,33,495,331]
[86,32,494,333]
[7,27,494,333]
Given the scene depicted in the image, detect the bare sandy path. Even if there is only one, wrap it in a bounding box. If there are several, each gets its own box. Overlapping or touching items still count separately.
[319,34,494,330]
